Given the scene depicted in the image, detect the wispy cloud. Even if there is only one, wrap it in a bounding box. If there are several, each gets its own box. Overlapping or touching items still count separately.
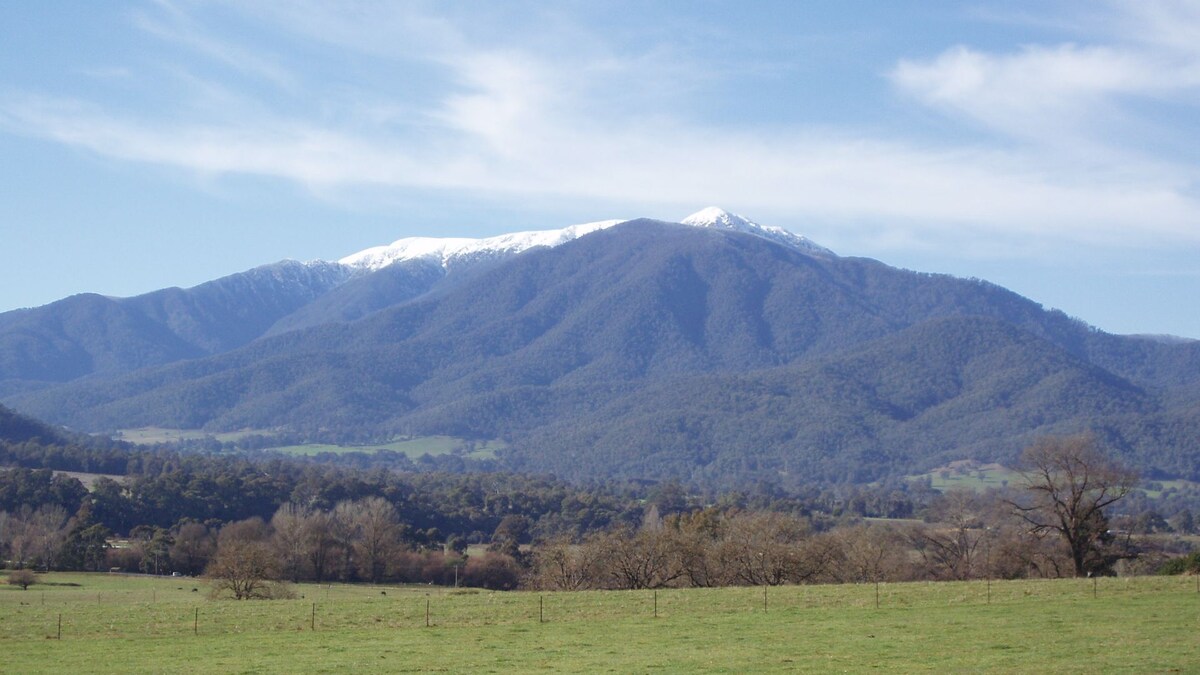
[131,0,297,89]
[2,0,1200,253]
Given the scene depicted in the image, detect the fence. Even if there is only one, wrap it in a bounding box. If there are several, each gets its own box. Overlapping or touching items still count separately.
[0,574,1194,641]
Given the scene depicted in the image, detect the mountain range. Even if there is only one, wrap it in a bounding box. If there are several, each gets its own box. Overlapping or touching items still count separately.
[2,208,1197,487]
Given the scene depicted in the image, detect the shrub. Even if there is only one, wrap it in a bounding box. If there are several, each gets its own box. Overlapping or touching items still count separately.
[1158,552,1200,576]
[7,568,38,590]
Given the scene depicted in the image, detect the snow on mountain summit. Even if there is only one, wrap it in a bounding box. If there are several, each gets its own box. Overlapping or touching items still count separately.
[339,219,626,271]
[681,207,833,256]
[338,208,831,272]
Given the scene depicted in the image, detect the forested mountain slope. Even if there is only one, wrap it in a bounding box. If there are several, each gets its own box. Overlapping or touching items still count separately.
[5,220,1197,485]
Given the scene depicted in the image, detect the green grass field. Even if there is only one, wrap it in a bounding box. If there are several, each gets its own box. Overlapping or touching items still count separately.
[115,428,506,461]
[114,428,268,444]
[908,461,1021,492]
[265,436,505,460]
[1,571,1196,672]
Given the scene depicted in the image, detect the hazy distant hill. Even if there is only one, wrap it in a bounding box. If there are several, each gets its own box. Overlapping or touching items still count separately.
[0,260,350,389]
[3,213,1198,486]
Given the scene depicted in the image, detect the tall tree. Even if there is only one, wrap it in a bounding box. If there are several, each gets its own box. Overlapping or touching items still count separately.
[343,497,402,584]
[1009,435,1137,577]
[271,503,310,582]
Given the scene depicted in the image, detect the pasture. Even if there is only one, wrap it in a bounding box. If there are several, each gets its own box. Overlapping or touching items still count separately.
[265,435,505,459]
[3,571,1197,672]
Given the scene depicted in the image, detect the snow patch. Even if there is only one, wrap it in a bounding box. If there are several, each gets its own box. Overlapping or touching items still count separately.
[339,220,626,272]
[338,208,832,273]
[682,207,833,256]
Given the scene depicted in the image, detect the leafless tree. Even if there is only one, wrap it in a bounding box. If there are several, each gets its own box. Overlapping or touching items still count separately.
[668,509,730,588]
[589,526,682,590]
[7,568,38,590]
[0,505,69,570]
[206,538,283,600]
[529,536,596,590]
[342,497,402,583]
[832,523,912,583]
[719,512,834,586]
[271,503,309,582]
[911,490,986,580]
[1008,434,1138,577]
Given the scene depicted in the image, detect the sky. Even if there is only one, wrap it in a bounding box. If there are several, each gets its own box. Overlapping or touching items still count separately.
[1,1,1199,338]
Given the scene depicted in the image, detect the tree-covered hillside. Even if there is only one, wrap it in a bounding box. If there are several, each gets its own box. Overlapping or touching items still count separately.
[4,222,1198,487]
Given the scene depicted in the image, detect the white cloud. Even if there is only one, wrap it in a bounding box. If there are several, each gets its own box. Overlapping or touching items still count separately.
[3,0,1200,254]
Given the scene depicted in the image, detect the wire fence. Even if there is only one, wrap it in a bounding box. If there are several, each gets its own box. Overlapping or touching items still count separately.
[0,574,1193,641]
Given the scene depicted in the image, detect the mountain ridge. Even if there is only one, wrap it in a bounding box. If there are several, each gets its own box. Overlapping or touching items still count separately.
[1,212,1197,486]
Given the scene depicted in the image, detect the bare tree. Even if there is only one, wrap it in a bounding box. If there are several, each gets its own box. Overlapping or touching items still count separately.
[589,526,682,590]
[833,523,912,584]
[668,509,729,588]
[7,568,38,590]
[303,509,338,583]
[911,490,986,580]
[206,538,282,600]
[343,497,402,583]
[719,512,834,586]
[1008,434,1137,577]
[271,503,310,582]
[1,505,69,570]
[529,536,596,590]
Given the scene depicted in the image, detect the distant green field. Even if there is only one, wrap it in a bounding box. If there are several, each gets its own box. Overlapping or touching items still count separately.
[114,427,268,444]
[1140,478,1200,499]
[114,428,506,460]
[266,436,506,460]
[1,571,1196,672]
[912,461,1200,499]
[908,461,1021,492]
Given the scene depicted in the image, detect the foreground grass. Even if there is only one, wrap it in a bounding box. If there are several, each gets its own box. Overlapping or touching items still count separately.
[1,573,1197,672]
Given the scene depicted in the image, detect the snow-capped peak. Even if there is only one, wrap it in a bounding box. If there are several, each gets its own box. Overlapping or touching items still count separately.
[681,206,756,230]
[339,219,627,271]
[681,207,832,256]
[336,208,831,273]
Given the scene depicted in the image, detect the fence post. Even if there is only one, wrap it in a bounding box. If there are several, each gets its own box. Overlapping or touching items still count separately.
[425,596,430,628]
[57,613,62,640]
[311,602,316,631]
[654,590,658,618]
[194,607,198,636]
[539,595,544,623]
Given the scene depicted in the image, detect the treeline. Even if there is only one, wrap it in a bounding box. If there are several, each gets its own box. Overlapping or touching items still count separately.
[3,429,1198,593]
[529,489,1196,592]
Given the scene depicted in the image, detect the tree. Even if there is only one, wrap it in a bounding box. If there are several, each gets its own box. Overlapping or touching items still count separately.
[529,536,596,591]
[169,522,216,576]
[342,497,402,584]
[911,490,986,581]
[589,526,682,590]
[717,512,834,586]
[7,568,38,590]
[271,503,310,582]
[833,523,911,584]
[206,538,282,600]
[1008,435,1137,577]
[59,523,112,572]
[302,510,338,583]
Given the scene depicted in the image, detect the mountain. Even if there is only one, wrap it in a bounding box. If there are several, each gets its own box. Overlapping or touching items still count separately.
[0,209,787,389]
[0,260,351,393]
[2,209,1198,485]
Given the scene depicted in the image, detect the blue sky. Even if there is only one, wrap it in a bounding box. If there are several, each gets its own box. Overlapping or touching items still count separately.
[2,1,1199,337]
